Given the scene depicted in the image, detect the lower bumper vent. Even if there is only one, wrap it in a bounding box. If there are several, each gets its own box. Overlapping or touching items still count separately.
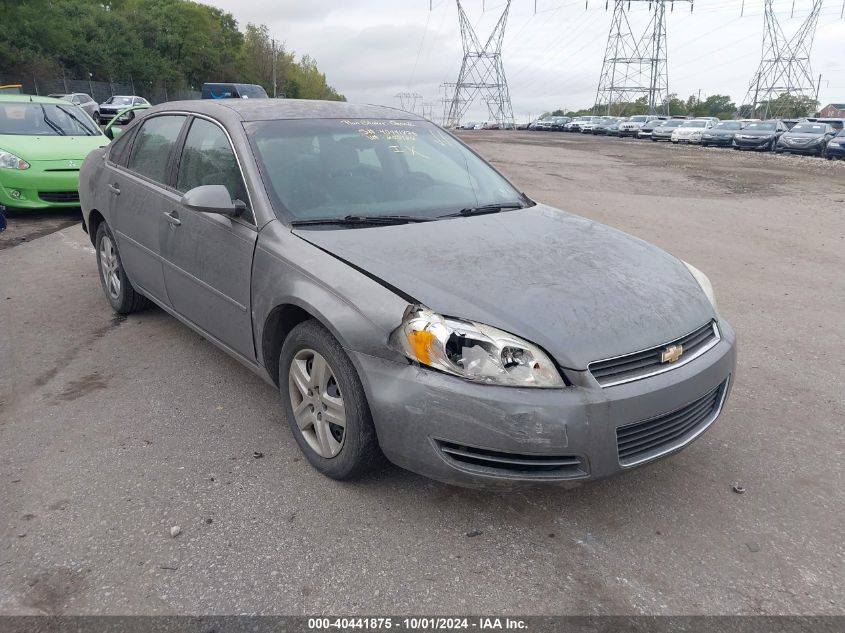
[436,440,587,479]
[39,191,80,203]
[616,379,728,466]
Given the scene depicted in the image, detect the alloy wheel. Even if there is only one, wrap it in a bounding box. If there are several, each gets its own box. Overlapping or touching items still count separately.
[288,348,346,458]
[99,235,121,300]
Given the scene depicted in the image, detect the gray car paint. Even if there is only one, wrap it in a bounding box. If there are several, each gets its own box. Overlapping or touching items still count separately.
[293,205,716,370]
[78,99,736,487]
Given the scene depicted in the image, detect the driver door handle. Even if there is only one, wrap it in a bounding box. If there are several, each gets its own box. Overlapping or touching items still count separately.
[107,183,120,195]
[164,210,181,226]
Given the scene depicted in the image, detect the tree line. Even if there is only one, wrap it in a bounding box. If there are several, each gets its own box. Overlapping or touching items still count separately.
[0,0,345,101]
[544,93,818,120]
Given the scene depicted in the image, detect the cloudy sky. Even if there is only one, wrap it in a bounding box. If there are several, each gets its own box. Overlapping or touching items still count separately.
[205,0,844,121]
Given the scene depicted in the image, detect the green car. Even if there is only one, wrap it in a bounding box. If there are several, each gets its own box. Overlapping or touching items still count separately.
[0,94,108,210]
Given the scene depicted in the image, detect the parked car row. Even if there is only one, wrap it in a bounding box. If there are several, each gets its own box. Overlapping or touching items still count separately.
[523,113,844,160]
[0,83,274,214]
[46,93,151,125]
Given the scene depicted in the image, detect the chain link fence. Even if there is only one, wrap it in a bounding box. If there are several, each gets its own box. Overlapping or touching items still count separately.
[0,74,199,104]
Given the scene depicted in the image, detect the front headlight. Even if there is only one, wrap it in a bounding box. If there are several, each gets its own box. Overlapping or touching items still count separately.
[683,262,718,314]
[0,149,30,170]
[391,306,565,388]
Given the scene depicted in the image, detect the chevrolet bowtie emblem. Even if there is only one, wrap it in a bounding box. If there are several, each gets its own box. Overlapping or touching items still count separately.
[661,344,684,364]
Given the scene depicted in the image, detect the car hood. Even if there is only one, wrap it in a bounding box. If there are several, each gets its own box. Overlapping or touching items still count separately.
[737,130,774,137]
[782,133,824,141]
[293,205,715,369]
[706,130,737,135]
[0,134,108,161]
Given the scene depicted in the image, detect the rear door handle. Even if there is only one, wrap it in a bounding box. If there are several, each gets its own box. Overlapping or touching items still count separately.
[107,183,120,195]
[164,210,181,226]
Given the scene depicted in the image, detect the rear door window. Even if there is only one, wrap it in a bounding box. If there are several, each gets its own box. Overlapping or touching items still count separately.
[126,115,187,185]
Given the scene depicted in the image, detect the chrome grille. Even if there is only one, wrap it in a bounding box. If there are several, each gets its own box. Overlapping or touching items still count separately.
[616,379,728,466]
[589,321,719,387]
[436,440,587,479]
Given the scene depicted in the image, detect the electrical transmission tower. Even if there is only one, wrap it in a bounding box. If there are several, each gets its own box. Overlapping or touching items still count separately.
[741,0,824,118]
[395,92,423,115]
[594,0,693,116]
[446,0,515,128]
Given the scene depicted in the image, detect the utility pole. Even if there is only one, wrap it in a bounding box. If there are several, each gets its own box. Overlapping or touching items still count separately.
[595,0,692,116]
[446,0,515,129]
[741,0,823,118]
[272,38,277,98]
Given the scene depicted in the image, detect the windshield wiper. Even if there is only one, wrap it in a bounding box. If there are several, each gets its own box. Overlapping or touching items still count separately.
[40,105,66,136]
[438,203,525,218]
[290,214,435,227]
[56,105,96,135]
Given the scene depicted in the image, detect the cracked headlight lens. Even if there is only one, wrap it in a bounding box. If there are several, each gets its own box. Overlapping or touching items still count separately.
[683,261,718,314]
[391,306,565,388]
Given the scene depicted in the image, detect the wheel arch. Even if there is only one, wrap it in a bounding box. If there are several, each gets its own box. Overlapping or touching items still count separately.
[261,303,323,387]
[87,209,106,245]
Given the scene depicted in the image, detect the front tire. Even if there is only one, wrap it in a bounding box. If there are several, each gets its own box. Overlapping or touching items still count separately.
[94,222,149,314]
[280,320,382,480]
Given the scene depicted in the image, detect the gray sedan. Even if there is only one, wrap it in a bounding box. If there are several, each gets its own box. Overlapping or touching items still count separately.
[78,100,736,488]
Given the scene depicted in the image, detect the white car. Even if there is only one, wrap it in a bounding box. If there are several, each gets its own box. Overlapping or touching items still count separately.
[618,115,660,137]
[671,119,715,144]
[579,117,606,133]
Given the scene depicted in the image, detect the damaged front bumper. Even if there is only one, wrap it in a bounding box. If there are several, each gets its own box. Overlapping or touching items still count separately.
[352,321,736,489]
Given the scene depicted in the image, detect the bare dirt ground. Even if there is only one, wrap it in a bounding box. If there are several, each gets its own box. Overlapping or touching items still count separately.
[0,208,79,251]
[0,132,843,615]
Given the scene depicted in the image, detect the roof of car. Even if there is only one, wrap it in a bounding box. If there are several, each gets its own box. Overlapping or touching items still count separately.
[149,99,422,122]
[0,94,66,104]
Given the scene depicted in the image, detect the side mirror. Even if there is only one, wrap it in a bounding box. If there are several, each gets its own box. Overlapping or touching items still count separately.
[104,125,123,140]
[181,185,245,218]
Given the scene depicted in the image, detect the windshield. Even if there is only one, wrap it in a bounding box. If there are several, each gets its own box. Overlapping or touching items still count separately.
[682,121,707,128]
[237,84,269,99]
[106,96,134,106]
[715,122,743,130]
[746,122,777,130]
[790,123,826,133]
[247,119,524,222]
[630,116,648,122]
[0,102,101,136]
[663,120,684,128]
[837,129,845,137]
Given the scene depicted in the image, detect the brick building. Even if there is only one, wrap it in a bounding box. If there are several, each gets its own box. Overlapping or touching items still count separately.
[818,103,845,117]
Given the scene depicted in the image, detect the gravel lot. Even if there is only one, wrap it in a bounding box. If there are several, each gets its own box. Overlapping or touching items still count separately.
[1,132,843,615]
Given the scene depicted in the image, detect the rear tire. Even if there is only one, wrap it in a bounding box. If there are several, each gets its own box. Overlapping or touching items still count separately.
[94,222,150,314]
[279,320,383,480]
